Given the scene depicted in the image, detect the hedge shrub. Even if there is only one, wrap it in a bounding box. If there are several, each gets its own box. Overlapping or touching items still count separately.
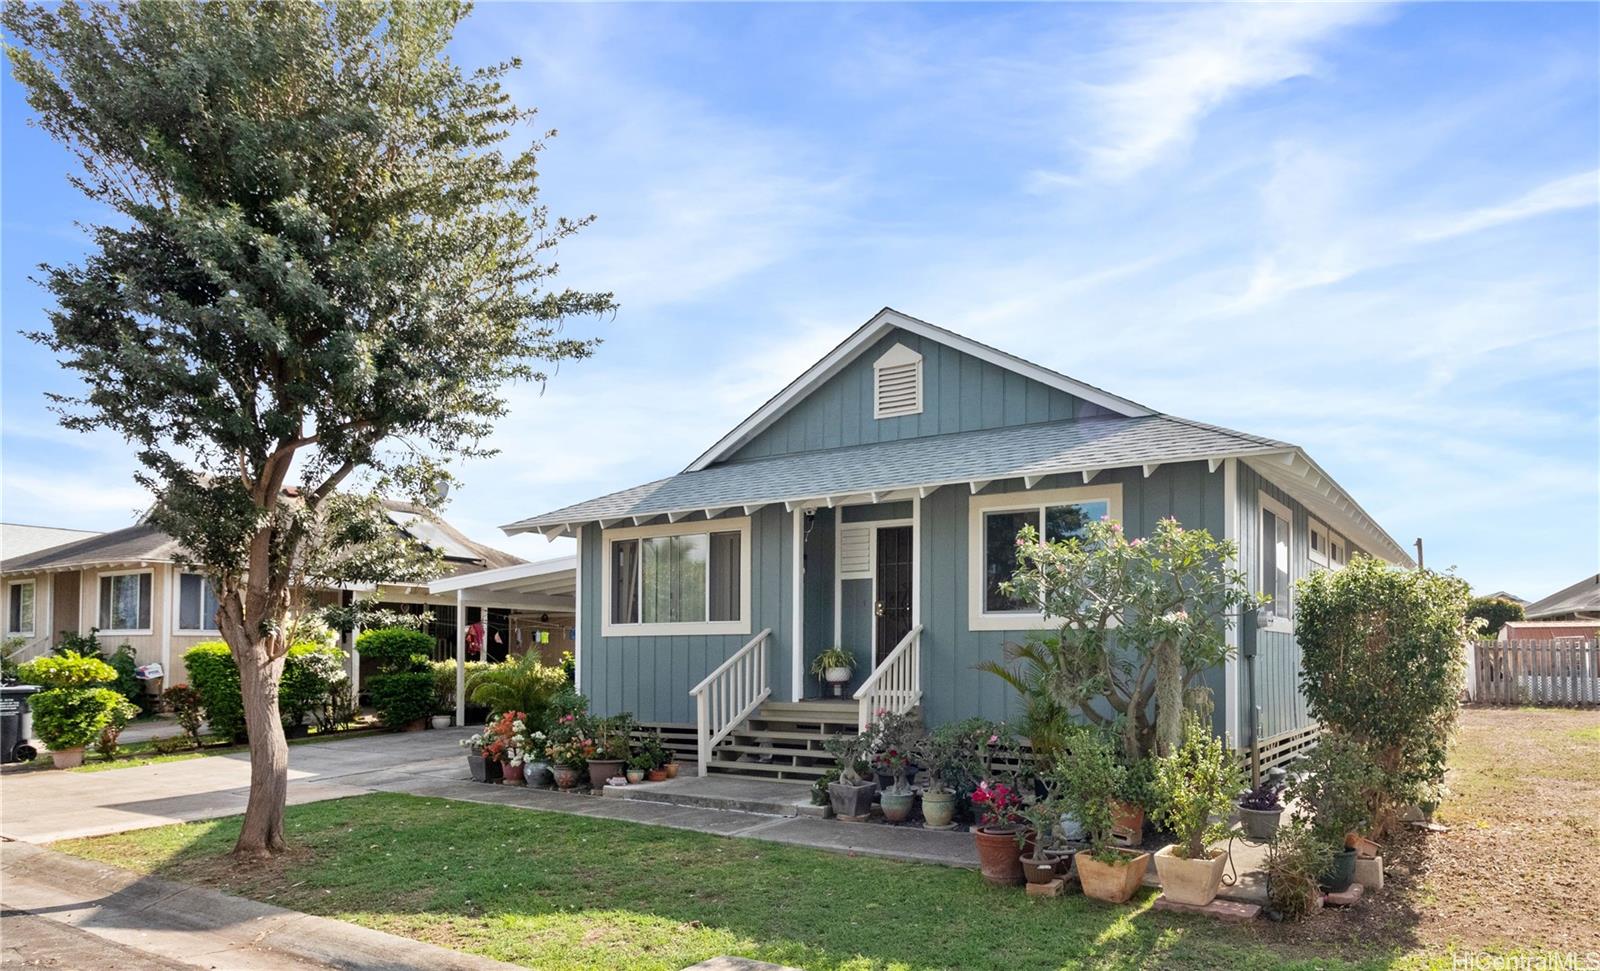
[366,671,436,729]
[182,641,246,741]
[29,686,127,751]
[280,641,347,729]
[356,627,433,673]
[18,650,116,689]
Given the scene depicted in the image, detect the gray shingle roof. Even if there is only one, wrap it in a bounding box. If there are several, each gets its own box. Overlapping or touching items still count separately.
[1,523,181,574]
[504,415,1291,531]
[1524,574,1600,620]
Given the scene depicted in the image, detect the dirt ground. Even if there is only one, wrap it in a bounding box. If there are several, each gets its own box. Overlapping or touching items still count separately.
[1264,705,1600,960]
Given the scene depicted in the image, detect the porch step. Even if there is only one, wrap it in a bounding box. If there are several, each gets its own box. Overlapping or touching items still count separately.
[603,775,827,817]
[705,757,833,781]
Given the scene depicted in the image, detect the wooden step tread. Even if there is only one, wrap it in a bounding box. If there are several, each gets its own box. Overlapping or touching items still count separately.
[728,728,838,742]
[706,760,833,779]
[712,742,837,759]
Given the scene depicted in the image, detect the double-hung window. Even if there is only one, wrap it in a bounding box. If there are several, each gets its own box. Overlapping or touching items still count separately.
[968,484,1122,630]
[602,518,750,636]
[99,571,153,633]
[7,580,35,636]
[1258,493,1294,631]
[177,572,221,632]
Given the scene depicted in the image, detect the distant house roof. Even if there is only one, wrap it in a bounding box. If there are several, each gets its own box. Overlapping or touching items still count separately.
[1523,574,1600,621]
[1479,590,1527,606]
[1,523,103,559]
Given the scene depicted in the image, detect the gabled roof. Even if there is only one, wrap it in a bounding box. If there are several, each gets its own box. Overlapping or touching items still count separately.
[1,523,103,559]
[1524,574,1600,620]
[684,307,1156,472]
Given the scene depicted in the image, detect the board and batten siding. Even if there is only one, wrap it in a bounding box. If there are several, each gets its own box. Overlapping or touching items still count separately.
[577,505,795,724]
[918,461,1229,732]
[725,328,1112,462]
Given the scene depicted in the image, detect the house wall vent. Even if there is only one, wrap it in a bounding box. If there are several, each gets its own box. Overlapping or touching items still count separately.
[873,343,923,419]
[838,524,873,579]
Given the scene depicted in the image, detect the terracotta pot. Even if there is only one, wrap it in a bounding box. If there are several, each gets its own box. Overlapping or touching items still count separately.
[50,747,85,770]
[1345,833,1381,860]
[1021,855,1058,885]
[1075,848,1152,904]
[1111,801,1145,847]
[625,767,645,784]
[973,826,1024,886]
[880,789,916,823]
[828,779,877,820]
[922,790,957,829]
[1238,805,1282,841]
[551,764,581,790]
[665,761,679,778]
[502,761,526,785]
[587,758,624,790]
[1153,845,1228,906]
[646,767,668,782]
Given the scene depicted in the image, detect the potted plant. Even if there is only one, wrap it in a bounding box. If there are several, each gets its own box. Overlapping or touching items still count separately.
[1150,715,1245,907]
[459,731,503,783]
[1111,755,1153,847]
[1288,734,1377,893]
[1238,780,1285,841]
[823,728,877,820]
[663,747,680,778]
[970,779,1025,885]
[430,710,452,730]
[809,646,856,697]
[18,652,127,769]
[1051,728,1150,903]
[544,712,589,789]
[871,710,921,823]
[625,753,650,784]
[584,713,630,790]
[917,721,982,830]
[642,736,670,781]
[1264,819,1336,921]
[521,728,553,788]
[1018,798,1063,885]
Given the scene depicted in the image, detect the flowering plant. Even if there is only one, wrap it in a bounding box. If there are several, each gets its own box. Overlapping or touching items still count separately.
[970,779,1024,830]
[481,710,527,764]
[459,731,488,754]
[544,712,596,768]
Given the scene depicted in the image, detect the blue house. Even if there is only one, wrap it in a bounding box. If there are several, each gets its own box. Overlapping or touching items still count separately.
[504,309,1413,777]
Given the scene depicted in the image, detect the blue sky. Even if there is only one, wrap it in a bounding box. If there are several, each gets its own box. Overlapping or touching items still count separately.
[3,3,1596,600]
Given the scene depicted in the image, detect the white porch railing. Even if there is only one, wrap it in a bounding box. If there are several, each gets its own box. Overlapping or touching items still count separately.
[690,628,772,776]
[854,625,922,731]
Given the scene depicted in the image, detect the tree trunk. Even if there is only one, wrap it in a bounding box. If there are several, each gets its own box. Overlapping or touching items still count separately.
[232,639,290,857]
[1154,638,1182,757]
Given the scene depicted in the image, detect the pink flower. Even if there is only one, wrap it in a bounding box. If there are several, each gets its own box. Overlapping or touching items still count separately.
[988,734,999,745]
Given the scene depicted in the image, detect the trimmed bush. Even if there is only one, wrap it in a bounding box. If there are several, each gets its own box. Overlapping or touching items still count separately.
[18,650,116,689]
[356,627,434,673]
[280,641,347,729]
[93,694,143,761]
[108,643,146,712]
[29,686,127,751]
[367,671,436,729]
[183,641,246,741]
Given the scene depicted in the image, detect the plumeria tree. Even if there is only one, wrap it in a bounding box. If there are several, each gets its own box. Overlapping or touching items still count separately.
[980,517,1259,761]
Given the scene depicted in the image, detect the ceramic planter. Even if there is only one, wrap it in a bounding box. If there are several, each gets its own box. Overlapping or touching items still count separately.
[973,826,1024,886]
[50,747,85,770]
[587,758,624,790]
[551,764,581,790]
[466,753,502,783]
[1111,801,1145,847]
[1238,805,1283,841]
[646,767,669,782]
[1321,848,1358,892]
[922,790,957,829]
[625,767,645,784]
[1021,855,1058,885]
[828,779,877,820]
[1153,845,1228,906]
[430,715,451,730]
[1075,848,1152,904]
[879,789,916,823]
[502,761,525,785]
[523,760,553,788]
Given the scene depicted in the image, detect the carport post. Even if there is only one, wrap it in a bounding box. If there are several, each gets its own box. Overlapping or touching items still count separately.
[455,589,467,727]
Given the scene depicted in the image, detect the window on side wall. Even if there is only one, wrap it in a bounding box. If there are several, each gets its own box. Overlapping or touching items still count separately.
[7,580,35,636]
[1328,530,1348,569]
[177,573,221,632]
[1308,518,1329,568]
[967,484,1122,631]
[99,571,153,633]
[603,519,749,636]
[1258,493,1293,631]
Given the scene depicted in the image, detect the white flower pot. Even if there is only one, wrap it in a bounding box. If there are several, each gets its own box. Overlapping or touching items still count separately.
[824,666,852,683]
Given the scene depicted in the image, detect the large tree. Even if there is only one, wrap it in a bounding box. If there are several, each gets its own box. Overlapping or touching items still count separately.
[4,0,614,855]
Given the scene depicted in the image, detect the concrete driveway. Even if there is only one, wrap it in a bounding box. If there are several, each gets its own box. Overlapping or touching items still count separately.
[0,728,475,843]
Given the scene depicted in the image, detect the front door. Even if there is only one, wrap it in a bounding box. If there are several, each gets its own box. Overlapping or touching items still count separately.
[874,525,913,666]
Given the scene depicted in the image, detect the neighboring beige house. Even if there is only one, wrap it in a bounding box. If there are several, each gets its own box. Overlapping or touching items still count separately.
[1,522,103,559]
[1,503,573,689]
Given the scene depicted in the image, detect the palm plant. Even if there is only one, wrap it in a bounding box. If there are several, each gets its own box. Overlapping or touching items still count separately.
[465,652,568,728]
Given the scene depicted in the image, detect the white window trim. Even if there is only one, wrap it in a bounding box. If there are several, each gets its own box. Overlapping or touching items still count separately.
[96,568,154,636]
[173,571,222,635]
[967,483,1123,632]
[1308,517,1330,568]
[1258,492,1294,634]
[1328,529,1348,570]
[7,579,36,637]
[600,517,752,637]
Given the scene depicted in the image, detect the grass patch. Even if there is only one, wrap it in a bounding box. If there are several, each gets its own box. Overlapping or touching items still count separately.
[55,792,1407,971]
[11,726,386,774]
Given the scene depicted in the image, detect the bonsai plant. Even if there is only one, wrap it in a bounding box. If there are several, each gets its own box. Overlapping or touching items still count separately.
[809,646,856,697]
[1018,797,1064,885]
[1238,780,1285,840]
[1288,734,1377,893]
[1050,727,1150,903]
[916,720,985,829]
[822,727,877,820]
[871,709,921,823]
[1264,819,1336,921]
[1150,715,1245,906]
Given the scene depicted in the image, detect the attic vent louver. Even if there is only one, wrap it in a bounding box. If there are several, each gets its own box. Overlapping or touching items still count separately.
[873,343,923,419]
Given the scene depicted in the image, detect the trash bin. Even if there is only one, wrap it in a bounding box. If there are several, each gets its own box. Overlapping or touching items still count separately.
[1,683,40,764]
[135,662,165,697]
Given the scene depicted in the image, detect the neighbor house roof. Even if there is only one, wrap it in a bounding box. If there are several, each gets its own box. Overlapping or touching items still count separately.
[1,523,104,559]
[1523,574,1600,620]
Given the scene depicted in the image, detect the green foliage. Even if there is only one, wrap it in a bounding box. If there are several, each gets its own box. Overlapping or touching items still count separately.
[18,650,117,689]
[1288,734,1379,845]
[916,718,997,794]
[53,629,102,658]
[1265,819,1336,921]
[1045,727,1126,854]
[356,628,434,674]
[280,641,347,729]
[367,671,437,730]
[465,652,568,727]
[107,643,145,710]
[93,694,144,761]
[28,686,127,750]
[1466,596,1524,638]
[182,642,246,741]
[981,518,1258,761]
[808,647,856,679]
[1,636,25,681]
[163,684,206,747]
[1152,714,1245,859]
[558,650,575,686]
[431,659,490,713]
[1297,557,1472,836]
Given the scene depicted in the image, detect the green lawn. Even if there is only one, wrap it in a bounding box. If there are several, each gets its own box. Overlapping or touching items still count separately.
[15,726,386,774]
[56,792,1445,971]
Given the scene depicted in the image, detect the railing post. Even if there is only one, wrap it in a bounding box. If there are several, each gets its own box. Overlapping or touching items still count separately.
[697,692,710,777]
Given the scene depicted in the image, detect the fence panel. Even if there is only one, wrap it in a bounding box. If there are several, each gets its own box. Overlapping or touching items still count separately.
[1472,639,1600,708]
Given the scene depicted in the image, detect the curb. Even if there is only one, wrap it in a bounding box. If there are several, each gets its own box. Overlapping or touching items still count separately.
[0,840,523,971]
